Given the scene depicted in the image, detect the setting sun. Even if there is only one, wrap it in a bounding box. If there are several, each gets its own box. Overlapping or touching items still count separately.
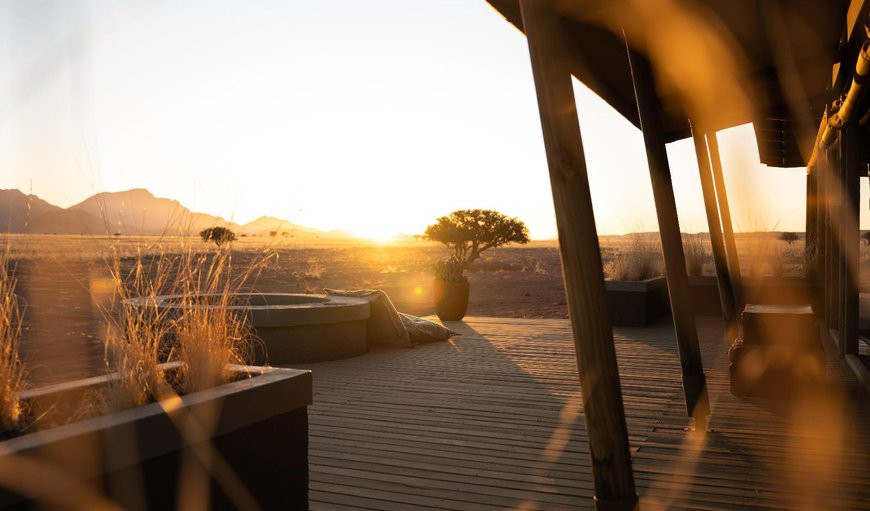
[352,227,399,243]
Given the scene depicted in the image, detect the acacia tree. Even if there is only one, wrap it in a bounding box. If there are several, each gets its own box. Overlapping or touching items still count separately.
[422,209,530,268]
[200,227,237,248]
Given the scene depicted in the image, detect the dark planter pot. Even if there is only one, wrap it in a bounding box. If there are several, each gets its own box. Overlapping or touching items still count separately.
[605,277,670,327]
[0,364,311,510]
[433,279,470,321]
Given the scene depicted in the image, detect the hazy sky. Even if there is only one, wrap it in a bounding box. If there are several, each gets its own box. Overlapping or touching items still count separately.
[0,0,845,240]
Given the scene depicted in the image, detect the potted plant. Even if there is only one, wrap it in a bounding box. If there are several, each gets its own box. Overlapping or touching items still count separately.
[421,209,530,321]
[432,258,470,321]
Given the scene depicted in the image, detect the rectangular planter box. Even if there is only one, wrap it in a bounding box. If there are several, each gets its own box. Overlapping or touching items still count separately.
[605,277,670,327]
[688,276,821,316]
[0,364,311,510]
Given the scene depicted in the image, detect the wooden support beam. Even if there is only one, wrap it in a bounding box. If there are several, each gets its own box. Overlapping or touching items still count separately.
[827,145,841,331]
[817,152,830,322]
[816,151,831,329]
[691,126,738,326]
[827,147,839,330]
[837,133,847,344]
[707,133,743,308]
[843,125,860,356]
[806,167,818,277]
[519,2,638,509]
[821,146,840,330]
[625,43,709,424]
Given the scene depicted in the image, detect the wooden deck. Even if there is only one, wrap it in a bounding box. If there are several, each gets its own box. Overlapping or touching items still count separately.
[299,317,870,510]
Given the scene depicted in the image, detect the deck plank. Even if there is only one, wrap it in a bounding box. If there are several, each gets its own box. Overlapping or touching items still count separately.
[299,317,870,510]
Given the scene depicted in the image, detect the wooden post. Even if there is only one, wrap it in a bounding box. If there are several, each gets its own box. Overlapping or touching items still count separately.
[625,44,709,423]
[837,133,847,343]
[805,167,818,277]
[691,126,738,326]
[827,146,838,331]
[707,133,743,307]
[843,125,859,356]
[519,2,639,509]
[818,151,830,323]
[828,145,841,331]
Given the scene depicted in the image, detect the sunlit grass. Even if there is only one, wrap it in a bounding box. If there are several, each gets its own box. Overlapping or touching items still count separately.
[0,249,25,431]
[100,242,274,408]
[604,233,662,281]
[102,249,176,410]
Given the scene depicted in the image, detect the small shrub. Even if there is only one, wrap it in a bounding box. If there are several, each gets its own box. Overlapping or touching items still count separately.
[199,227,237,248]
[532,261,549,275]
[433,258,468,283]
[303,258,324,280]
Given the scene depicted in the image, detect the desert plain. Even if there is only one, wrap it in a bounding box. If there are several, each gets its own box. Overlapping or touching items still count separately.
[2,232,817,385]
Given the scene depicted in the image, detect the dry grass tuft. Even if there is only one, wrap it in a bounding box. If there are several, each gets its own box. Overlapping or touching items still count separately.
[604,235,662,281]
[0,250,26,431]
[173,250,255,394]
[533,260,549,275]
[302,258,324,280]
[682,234,709,277]
[102,249,176,410]
[101,243,273,406]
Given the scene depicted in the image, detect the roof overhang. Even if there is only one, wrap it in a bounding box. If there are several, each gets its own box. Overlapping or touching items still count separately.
[486,0,849,167]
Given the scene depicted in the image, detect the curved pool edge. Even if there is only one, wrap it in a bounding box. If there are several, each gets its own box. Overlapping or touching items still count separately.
[126,293,371,365]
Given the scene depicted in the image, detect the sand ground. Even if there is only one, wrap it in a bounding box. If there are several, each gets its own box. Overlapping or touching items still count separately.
[1,233,827,384]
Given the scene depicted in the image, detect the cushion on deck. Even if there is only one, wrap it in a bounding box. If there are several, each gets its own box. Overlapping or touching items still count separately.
[324,288,411,347]
[400,313,458,343]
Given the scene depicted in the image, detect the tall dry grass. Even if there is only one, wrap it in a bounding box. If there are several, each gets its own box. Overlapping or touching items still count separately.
[0,250,25,431]
[102,249,177,409]
[604,234,662,281]
[682,233,709,277]
[172,249,256,394]
[101,243,273,407]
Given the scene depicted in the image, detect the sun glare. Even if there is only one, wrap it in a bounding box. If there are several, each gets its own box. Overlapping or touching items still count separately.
[354,227,398,243]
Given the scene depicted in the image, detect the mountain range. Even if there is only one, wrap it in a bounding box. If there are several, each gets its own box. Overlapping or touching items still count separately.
[0,188,347,239]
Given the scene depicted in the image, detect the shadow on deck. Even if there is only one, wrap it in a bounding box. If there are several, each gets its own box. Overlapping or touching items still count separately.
[298,316,870,510]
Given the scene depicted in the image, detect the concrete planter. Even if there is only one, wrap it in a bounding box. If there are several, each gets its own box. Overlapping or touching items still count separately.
[0,364,311,510]
[605,277,669,327]
[129,293,371,365]
[688,276,820,316]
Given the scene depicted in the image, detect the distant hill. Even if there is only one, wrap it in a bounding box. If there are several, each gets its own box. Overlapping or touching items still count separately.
[240,216,323,238]
[0,188,351,239]
[69,188,241,235]
[0,189,63,232]
[27,208,106,235]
